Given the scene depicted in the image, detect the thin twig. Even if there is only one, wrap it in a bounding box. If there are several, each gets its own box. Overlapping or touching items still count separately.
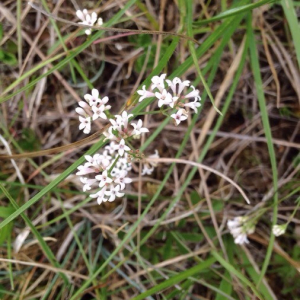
[147,157,251,204]
[27,2,201,46]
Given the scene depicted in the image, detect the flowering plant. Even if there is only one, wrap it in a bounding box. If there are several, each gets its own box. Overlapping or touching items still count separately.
[74,73,202,205]
[227,216,256,244]
[76,9,103,35]
[137,74,201,125]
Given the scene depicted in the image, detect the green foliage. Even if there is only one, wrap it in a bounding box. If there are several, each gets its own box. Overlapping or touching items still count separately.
[279,106,292,117]
[129,34,168,72]
[18,128,41,152]
[0,0,298,298]
[272,246,300,296]
[0,206,14,246]
[0,24,17,66]
[131,257,217,300]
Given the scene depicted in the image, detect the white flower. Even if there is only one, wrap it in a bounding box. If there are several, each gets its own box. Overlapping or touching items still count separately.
[105,185,124,202]
[109,111,133,136]
[155,89,174,108]
[105,141,117,155]
[184,99,201,113]
[166,77,190,96]
[100,150,112,164]
[92,105,107,120]
[80,177,97,192]
[227,217,244,230]
[76,164,94,176]
[78,116,91,134]
[78,101,90,109]
[141,74,202,122]
[109,118,122,132]
[148,150,159,167]
[142,165,154,175]
[171,109,188,125]
[95,170,113,188]
[115,155,132,173]
[142,150,159,175]
[91,187,107,205]
[97,18,103,26]
[113,139,130,156]
[151,74,166,92]
[75,107,86,116]
[84,89,101,106]
[76,9,98,35]
[185,85,201,101]
[227,216,255,245]
[84,154,109,171]
[130,119,149,138]
[76,145,133,205]
[103,126,117,141]
[115,111,133,129]
[137,85,155,102]
[114,170,132,190]
[272,224,287,237]
[234,233,249,245]
[76,106,92,134]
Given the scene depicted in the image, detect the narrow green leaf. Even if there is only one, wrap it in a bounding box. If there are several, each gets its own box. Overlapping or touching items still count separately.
[238,250,276,300]
[0,0,139,104]
[0,23,3,41]
[186,0,221,114]
[0,184,69,283]
[281,0,300,69]
[194,0,277,25]
[0,138,105,230]
[1,52,65,96]
[247,13,278,287]
[131,257,216,300]
[212,251,263,299]
[1,51,17,66]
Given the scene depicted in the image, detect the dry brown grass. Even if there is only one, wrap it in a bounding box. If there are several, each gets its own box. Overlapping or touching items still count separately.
[0,0,299,299]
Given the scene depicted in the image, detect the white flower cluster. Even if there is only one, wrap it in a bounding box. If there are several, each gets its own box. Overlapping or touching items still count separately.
[103,111,149,157]
[75,75,200,204]
[75,89,160,204]
[76,9,103,35]
[227,216,255,245]
[76,143,159,204]
[137,74,201,125]
[141,150,159,175]
[76,89,111,134]
[76,143,132,204]
[272,224,287,237]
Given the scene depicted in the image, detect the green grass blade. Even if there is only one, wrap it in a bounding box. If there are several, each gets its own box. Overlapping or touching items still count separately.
[131,257,216,300]
[0,0,139,104]
[194,0,277,25]
[238,250,276,300]
[41,227,82,300]
[281,0,300,69]
[1,52,66,96]
[6,222,14,290]
[247,13,278,287]
[0,138,105,230]
[0,184,69,283]
[212,251,263,299]
[190,277,236,300]
[186,0,221,114]
[216,237,234,300]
